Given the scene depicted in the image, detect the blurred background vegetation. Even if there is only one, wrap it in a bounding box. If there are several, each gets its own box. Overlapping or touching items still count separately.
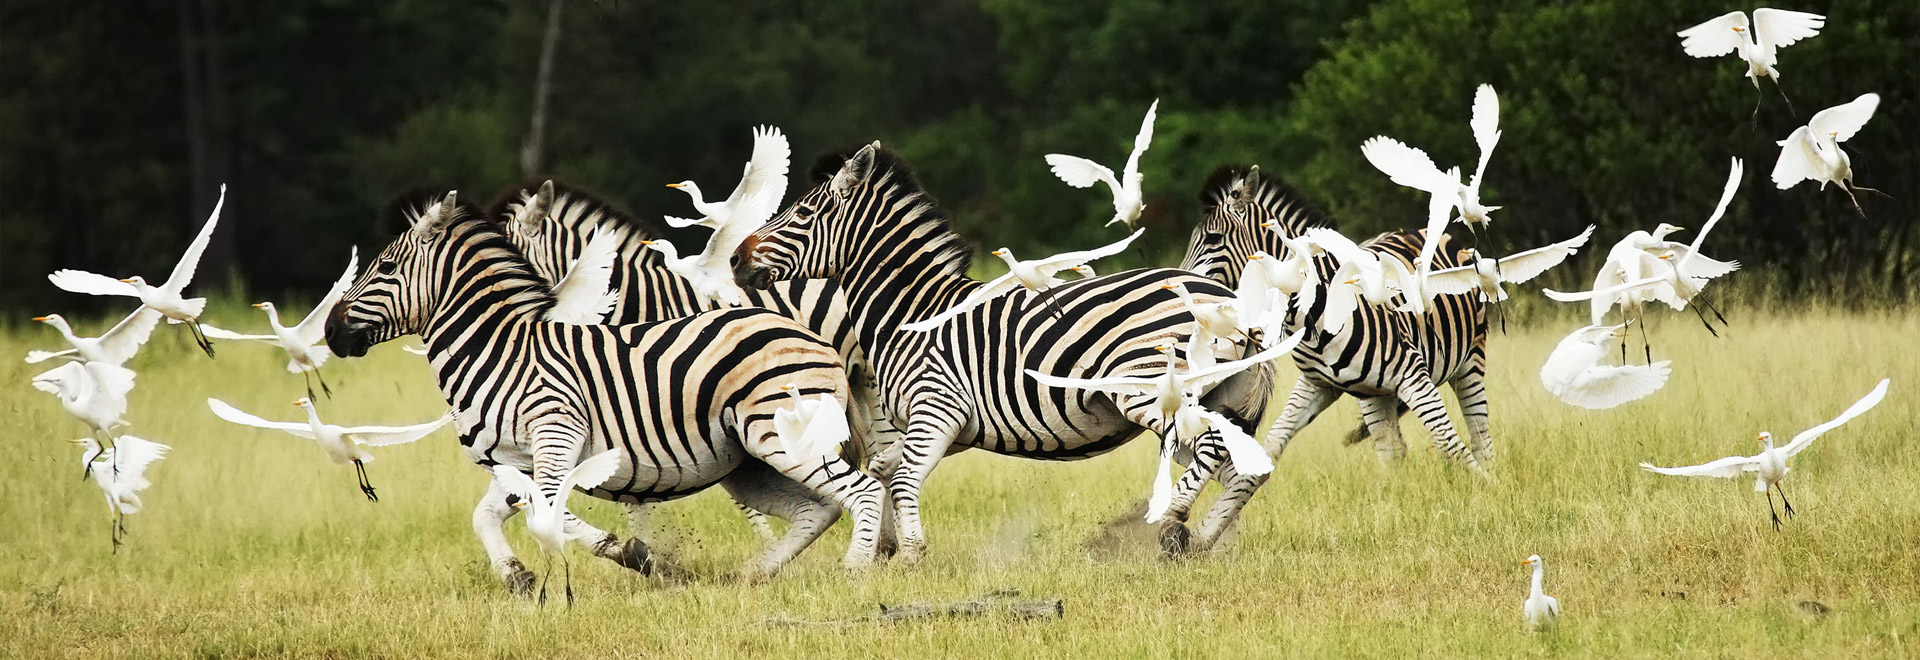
[3,0,1915,315]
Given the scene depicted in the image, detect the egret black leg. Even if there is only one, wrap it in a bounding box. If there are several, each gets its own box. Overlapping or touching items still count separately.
[188,322,216,358]
[1700,294,1729,326]
[304,373,319,402]
[1692,304,1719,337]
[315,369,335,399]
[1749,83,1764,132]
[1774,80,1797,119]
[1638,317,1653,365]
[537,557,552,608]
[563,556,575,607]
[1766,489,1783,531]
[1776,483,1796,518]
[354,460,379,502]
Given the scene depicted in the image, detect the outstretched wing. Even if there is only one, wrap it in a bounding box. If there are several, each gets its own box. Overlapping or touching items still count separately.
[111,435,171,491]
[1497,225,1595,285]
[208,398,315,438]
[1679,157,1741,269]
[1023,369,1159,397]
[663,215,712,229]
[900,274,1024,332]
[1033,228,1146,271]
[1770,126,1819,189]
[97,306,165,365]
[48,270,139,298]
[296,247,360,343]
[1781,378,1890,458]
[560,449,625,495]
[1556,361,1671,410]
[1421,263,1483,296]
[548,229,620,324]
[1195,408,1274,477]
[1044,154,1120,191]
[1361,136,1458,196]
[165,184,226,292]
[342,412,455,447]
[1751,8,1824,61]
[1122,98,1159,180]
[1807,93,1880,144]
[1640,454,1757,480]
[1676,11,1748,58]
[1181,328,1305,391]
[1543,273,1665,302]
[723,125,792,208]
[1470,84,1502,187]
[199,324,277,342]
[491,465,537,500]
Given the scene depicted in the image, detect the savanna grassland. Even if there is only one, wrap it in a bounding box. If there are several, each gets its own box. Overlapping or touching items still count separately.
[2,303,1917,659]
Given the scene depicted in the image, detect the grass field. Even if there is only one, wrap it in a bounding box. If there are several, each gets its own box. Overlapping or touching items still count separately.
[3,304,1918,658]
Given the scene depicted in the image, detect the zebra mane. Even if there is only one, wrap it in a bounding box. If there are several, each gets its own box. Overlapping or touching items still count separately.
[1198,165,1336,235]
[484,180,674,241]
[411,202,560,309]
[830,146,976,277]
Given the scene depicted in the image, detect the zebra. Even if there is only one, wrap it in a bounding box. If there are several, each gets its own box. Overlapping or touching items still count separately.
[1180,165,1493,526]
[479,181,900,549]
[323,192,888,592]
[732,142,1279,559]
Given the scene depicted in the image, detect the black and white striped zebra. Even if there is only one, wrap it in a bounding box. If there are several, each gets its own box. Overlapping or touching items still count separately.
[324,193,888,592]
[1181,166,1493,481]
[732,143,1278,559]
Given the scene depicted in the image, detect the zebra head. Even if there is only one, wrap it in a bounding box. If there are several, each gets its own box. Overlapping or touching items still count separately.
[1181,165,1331,290]
[733,142,968,290]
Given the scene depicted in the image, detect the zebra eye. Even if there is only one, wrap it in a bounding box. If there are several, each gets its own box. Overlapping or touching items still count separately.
[376,260,397,275]
[794,204,815,219]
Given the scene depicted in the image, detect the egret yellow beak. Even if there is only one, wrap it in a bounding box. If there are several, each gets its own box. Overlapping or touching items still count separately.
[665,183,684,189]
[252,303,268,309]
[119,278,136,283]
[1248,254,1265,260]
[32,316,49,322]
[1732,26,1743,32]
[1260,221,1276,228]
[293,398,310,406]
[638,240,656,246]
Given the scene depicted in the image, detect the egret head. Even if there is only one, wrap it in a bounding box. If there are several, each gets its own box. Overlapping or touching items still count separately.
[68,438,101,452]
[118,276,149,288]
[1522,554,1543,567]
[1652,223,1684,240]
[506,493,527,509]
[665,181,698,195]
[1571,323,1628,346]
[990,248,1013,259]
[1757,431,1774,448]
[293,397,314,410]
[1071,265,1095,277]
[1248,252,1268,261]
[252,302,276,313]
[31,314,66,330]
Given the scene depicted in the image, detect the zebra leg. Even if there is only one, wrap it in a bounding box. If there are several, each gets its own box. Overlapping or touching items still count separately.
[1450,372,1495,467]
[624,502,654,543]
[741,407,888,570]
[735,500,777,541]
[719,462,842,580]
[1397,372,1490,479]
[885,410,965,565]
[1357,395,1408,465]
[1264,376,1342,456]
[472,477,536,596]
[1158,431,1232,557]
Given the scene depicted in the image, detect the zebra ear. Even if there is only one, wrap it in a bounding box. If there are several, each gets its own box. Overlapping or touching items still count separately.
[516,180,555,236]
[831,142,879,199]
[416,190,460,241]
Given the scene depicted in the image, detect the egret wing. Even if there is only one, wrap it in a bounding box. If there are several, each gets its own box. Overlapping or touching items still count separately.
[1195,408,1273,477]
[1640,454,1757,479]
[1676,11,1748,58]
[1181,328,1305,390]
[110,435,171,491]
[342,413,455,447]
[794,395,852,460]
[1781,378,1890,458]
[199,324,276,342]
[296,247,360,342]
[1303,227,1370,268]
[1497,225,1595,285]
[491,465,537,499]
[48,270,139,298]
[1807,93,1880,144]
[86,361,137,403]
[1556,361,1671,410]
[1122,99,1159,180]
[560,449,625,495]
[1421,264,1483,296]
[548,229,620,324]
[1361,136,1457,195]
[1543,274,1665,302]
[1682,157,1742,262]
[1032,228,1145,271]
[1771,127,1819,189]
[900,274,1023,332]
[1470,84,1502,186]
[723,125,791,208]
[207,398,316,438]
[1044,154,1119,191]
[663,215,712,229]
[1751,8,1825,59]
[164,184,226,291]
[96,306,165,365]
[1024,369,1159,397]
[25,349,78,364]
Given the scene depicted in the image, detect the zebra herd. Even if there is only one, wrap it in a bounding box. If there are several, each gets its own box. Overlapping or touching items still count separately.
[312,139,1492,595]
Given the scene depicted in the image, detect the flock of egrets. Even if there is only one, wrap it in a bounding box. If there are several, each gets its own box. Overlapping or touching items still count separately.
[23,6,1896,629]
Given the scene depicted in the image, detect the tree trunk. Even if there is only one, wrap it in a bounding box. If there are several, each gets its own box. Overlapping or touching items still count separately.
[521,0,564,177]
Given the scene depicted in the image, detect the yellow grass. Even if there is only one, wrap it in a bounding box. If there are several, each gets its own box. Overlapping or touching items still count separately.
[3,303,1918,658]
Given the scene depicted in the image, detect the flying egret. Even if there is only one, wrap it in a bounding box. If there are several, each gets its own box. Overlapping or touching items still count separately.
[1422,225,1594,331]
[1235,253,1293,344]
[1360,137,1462,313]
[492,449,624,606]
[1641,378,1888,529]
[1163,282,1245,344]
[1772,93,1883,215]
[208,397,452,502]
[33,361,136,442]
[200,247,358,399]
[899,228,1143,331]
[638,239,748,307]
[48,184,226,358]
[72,435,169,552]
[771,384,851,462]
[663,125,791,230]
[1521,555,1560,630]
[1677,8,1825,121]
[547,228,621,324]
[27,308,162,367]
[1045,99,1158,229]
[1258,223,1323,313]
[1539,323,1671,410]
[1305,227,1415,334]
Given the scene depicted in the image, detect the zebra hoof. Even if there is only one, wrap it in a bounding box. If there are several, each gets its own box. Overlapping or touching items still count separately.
[613,538,654,576]
[501,559,536,597]
[1158,523,1192,558]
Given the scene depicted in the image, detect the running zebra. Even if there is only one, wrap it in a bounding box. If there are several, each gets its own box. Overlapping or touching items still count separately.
[324,193,887,593]
[732,143,1278,560]
[1181,166,1493,491]
[482,181,897,544]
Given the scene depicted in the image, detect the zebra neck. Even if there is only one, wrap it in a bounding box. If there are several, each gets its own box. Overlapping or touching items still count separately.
[836,239,981,359]
[419,256,552,405]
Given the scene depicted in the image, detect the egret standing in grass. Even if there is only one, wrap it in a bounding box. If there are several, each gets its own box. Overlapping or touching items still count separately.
[1641,378,1889,529]
[207,397,452,502]
[201,248,358,399]
[1521,554,1560,630]
[72,435,169,552]
[1772,93,1883,215]
[47,185,226,358]
[492,449,624,606]
[1045,99,1158,229]
[27,309,162,367]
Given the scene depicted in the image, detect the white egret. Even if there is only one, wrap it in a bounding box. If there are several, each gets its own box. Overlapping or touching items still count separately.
[72,435,169,552]
[1257,223,1323,314]
[547,228,620,324]
[32,361,136,441]
[1162,282,1245,344]
[492,449,624,606]
[1234,253,1293,345]
[1641,378,1888,529]
[1140,385,1272,523]
[1359,136,1462,313]
[663,125,791,230]
[772,384,851,462]
[1521,555,1560,630]
[1045,99,1158,229]
[900,228,1143,331]
[1305,227,1415,333]
[638,239,748,307]
[199,248,358,399]
[27,308,162,367]
[1423,227,1594,303]
[208,397,453,502]
[1677,8,1825,119]
[48,184,226,357]
[1772,93,1882,215]
[1539,323,1671,410]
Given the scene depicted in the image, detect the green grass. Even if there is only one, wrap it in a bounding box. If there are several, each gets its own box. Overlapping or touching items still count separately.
[4,305,1919,658]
